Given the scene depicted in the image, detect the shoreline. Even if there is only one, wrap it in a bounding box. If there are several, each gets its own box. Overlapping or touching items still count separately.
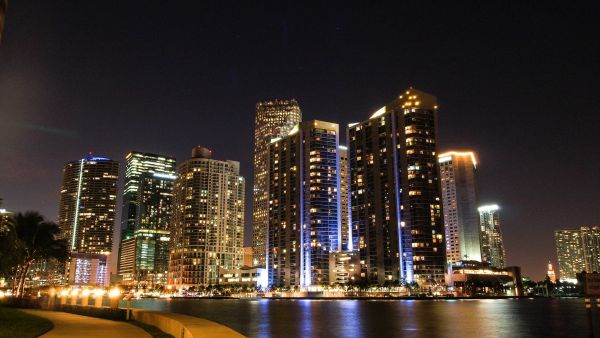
[138,295,583,301]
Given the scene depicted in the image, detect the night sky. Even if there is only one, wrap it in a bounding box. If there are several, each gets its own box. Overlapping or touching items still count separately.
[1,2,598,280]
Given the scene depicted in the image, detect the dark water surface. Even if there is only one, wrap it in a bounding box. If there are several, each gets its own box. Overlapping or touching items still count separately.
[127,298,591,338]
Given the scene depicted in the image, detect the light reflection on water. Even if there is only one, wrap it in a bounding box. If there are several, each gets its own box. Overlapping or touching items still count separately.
[126,298,589,338]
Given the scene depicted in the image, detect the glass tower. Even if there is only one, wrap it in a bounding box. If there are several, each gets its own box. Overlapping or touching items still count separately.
[252,99,302,267]
[118,151,176,286]
[168,146,245,288]
[439,151,482,264]
[58,155,119,255]
[349,88,446,286]
[478,204,506,268]
[268,120,341,287]
[554,226,600,282]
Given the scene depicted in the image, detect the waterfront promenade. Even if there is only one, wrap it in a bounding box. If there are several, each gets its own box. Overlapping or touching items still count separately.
[20,309,151,337]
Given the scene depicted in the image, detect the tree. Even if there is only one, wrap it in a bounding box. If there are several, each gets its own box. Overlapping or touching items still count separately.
[5,212,68,297]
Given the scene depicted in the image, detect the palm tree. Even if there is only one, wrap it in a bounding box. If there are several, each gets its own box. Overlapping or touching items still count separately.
[6,212,68,297]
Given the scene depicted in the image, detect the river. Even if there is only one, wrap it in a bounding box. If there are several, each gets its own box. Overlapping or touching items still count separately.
[126,297,591,337]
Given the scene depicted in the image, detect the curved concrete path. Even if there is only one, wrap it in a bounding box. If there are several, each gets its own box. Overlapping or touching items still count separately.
[21,309,151,338]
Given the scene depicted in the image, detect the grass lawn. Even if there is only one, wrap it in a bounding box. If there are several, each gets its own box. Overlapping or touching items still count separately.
[0,306,54,338]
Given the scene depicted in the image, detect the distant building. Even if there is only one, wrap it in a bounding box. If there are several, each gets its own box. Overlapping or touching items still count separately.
[168,146,245,288]
[555,226,600,283]
[348,88,446,286]
[339,145,353,251]
[0,199,11,233]
[439,151,482,264]
[118,151,176,287]
[546,261,557,283]
[252,99,302,267]
[329,251,360,285]
[218,266,267,289]
[450,260,522,296]
[58,155,119,256]
[67,253,109,287]
[268,120,341,287]
[478,204,506,268]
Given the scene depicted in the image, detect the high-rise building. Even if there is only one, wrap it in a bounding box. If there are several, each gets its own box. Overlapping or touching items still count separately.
[439,151,482,264]
[268,120,341,287]
[57,155,118,286]
[339,145,353,251]
[478,204,506,268]
[168,146,245,288]
[348,88,446,286]
[58,155,119,255]
[252,99,302,267]
[118,151,176,286]
[546,261,557,283]
[554,226,600,282]
[0,199,11,233]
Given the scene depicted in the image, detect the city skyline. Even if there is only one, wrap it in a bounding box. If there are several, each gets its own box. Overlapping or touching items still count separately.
[1,2,598,281]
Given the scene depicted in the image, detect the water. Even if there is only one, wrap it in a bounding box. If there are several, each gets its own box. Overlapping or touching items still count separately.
[127,298,592,337]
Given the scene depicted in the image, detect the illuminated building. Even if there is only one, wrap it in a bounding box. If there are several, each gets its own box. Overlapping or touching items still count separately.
[252,99,302,267]
[58,155,119,256]
[348,88,446,286]
[118,151,176,287]
[218,266,267,289]
[0,199,11,233]
[243,247,253,267]
[339,145,353,251]
[478,204,506,268]
[67,253,109,287]
[554,226,600,282]
[268,120,341,287]
[329,251,360,285]
[168,146,245,288]
[450,260,522,296]
[439,151,482,264]
[546,261,557,283]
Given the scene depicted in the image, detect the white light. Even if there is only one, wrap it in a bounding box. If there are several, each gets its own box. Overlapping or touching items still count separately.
[288,124,299,136]
[438,156,452,163]
[369,106,386,119]
[478,204,500,212]
[153,173,177,180]
[338,145,348,150]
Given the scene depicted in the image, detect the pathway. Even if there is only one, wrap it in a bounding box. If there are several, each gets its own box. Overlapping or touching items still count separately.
[20,309,151,338]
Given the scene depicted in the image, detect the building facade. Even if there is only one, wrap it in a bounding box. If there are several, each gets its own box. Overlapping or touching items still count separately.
[58,156,119,255]
[439,151,482,264]
[478,204,506,268]
[268,120,341,287]
[329,251,360,285]
[168,146,245,288]
[348,88,446,286]
[252,99,302,267]
[118,151,176,287]
[555,226,600,282]
[339,145,353,251]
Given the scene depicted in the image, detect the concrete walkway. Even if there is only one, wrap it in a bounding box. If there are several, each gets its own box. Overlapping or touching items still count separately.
[21,309,151,338]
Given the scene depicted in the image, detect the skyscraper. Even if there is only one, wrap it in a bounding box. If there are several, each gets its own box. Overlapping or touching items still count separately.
[478,204,506,268]
[57,155,119,286]
[58,155,119,255]
[438,151,482,264]
[168,146,245,288]
[554,226,600,282]
[268,120,341,287]
[118,151,176,286]
[252,99,302,267]
[348,88,446,286]
[339,145,353,251]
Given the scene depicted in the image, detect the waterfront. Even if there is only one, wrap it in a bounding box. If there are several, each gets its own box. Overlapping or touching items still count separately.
[126,298,590,337]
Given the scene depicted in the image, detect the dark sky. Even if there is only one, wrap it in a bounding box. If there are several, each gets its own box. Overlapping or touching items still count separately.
[1,1,598,280]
